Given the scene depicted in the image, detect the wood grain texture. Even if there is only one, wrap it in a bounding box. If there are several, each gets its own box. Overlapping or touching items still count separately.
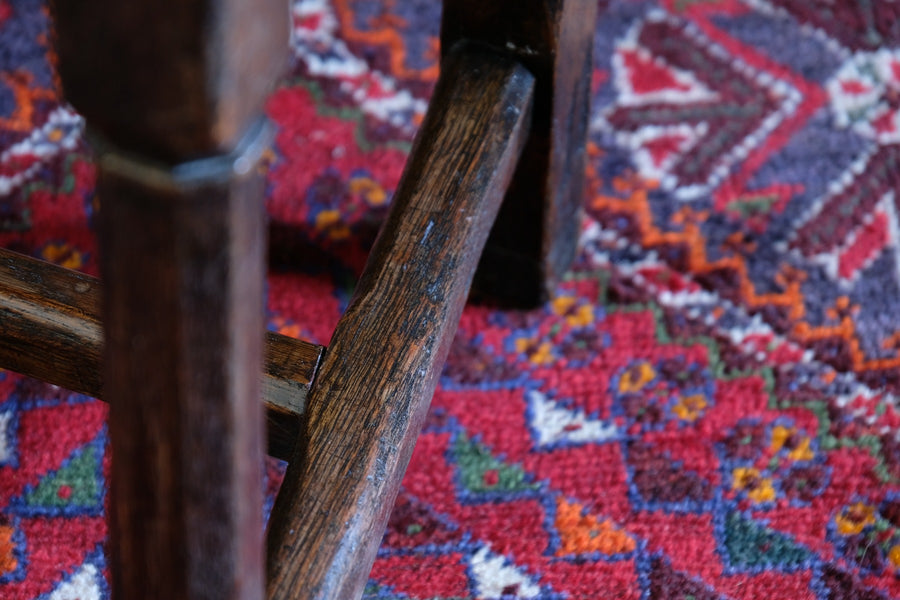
[262,331,324,460]
[442,0,598,306]
[49,0,289,161]
[265,44,535,600]
[0,248,322,461]
[0,249,102,396]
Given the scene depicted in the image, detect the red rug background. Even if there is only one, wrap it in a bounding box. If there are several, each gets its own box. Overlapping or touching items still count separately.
[2,0,900,598]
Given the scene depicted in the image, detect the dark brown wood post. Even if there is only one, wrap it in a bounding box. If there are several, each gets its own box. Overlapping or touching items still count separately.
[442,0,599,306]
[49,1,289,598]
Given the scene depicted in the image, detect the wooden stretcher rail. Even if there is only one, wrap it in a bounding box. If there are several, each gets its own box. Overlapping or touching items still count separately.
[0,248,322,461]
[265,43,536,600]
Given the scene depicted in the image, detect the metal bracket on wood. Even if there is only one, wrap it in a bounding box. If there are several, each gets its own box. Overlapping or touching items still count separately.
[87,117,275,194]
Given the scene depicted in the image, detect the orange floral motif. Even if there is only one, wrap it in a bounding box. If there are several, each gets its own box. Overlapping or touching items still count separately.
[770,426,815,462]
[618,362,655,393]
[515,338,554,366]
[349,176,388,206]
[269,317,303,339]
[672,394,707,421]
[889,545,900,568]
[550,296,594,328]
[41,243,83,270]
[315,209,351,240]
[834,502,876,536]
[732,467,776,503]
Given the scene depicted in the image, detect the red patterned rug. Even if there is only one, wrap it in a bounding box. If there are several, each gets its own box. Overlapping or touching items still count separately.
[2,0,900,598]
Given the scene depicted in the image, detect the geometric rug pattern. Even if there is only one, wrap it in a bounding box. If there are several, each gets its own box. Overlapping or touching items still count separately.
[2,0,900,598]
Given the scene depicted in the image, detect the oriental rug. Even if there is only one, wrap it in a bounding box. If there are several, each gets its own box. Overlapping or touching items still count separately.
[2,0,900,598]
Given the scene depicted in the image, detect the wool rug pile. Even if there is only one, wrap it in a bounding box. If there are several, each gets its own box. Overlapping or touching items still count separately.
[2,0,900,598]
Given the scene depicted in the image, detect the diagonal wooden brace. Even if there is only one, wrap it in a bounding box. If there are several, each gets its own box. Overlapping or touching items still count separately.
[265,42,536,600]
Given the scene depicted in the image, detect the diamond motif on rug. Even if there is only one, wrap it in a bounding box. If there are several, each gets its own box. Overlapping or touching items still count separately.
[451,433,541,501]
[600,10,799,199]
[19,440,103,516]
[637,553,725,600]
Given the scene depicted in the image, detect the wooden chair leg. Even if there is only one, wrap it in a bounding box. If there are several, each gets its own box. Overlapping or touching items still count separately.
[442,0,599,306]
[264,43,536,600]
[98,142,268,600]
[48,0,289,597]
[265,4,598,596]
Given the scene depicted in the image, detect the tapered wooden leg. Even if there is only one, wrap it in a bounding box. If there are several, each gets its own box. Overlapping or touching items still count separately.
[442,0,598,306]
[49,0,288,597]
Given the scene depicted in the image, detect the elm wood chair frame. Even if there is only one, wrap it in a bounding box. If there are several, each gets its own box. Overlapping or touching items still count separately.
[0,1,597,598]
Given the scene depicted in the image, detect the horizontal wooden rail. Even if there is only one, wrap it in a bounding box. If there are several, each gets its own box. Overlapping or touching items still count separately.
[0,248,321,461]
[265,43,536,600]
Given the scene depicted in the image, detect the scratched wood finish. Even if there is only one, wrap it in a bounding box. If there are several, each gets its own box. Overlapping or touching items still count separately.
[442,0,598,305]
[265,45,535,600]
[0,248,322,461]
[49,0,288,161]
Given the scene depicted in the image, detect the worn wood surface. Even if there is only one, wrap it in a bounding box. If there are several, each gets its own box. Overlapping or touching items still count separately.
[265,44,535,600]
[442,0,598,306]
[49,0,289,161]
[262,331,324,460]
[0,249,102,396]
[0,248,322,461]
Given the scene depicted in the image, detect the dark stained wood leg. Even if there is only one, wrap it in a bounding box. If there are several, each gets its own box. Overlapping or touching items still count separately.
[442,0,599,306]
[98,145,267,599]
[0,247,323,462]
[48,0,289,597]
[264,44,536,600]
